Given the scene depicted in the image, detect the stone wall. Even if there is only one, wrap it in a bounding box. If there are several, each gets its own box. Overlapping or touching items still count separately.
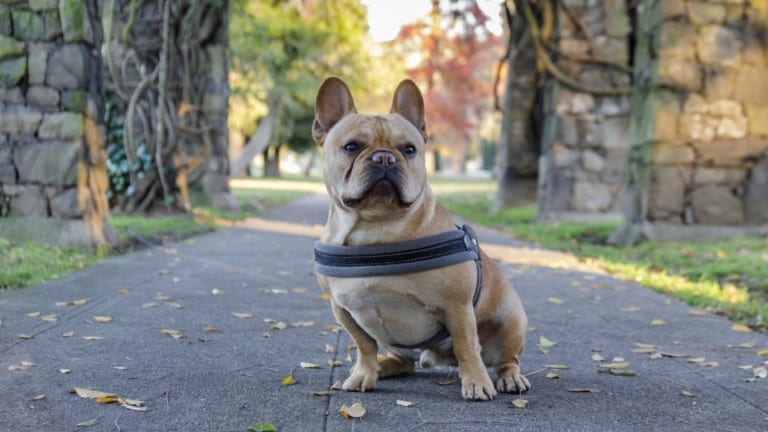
[617,0,768,242]
[536,0,632,221]
[0,0,115,245]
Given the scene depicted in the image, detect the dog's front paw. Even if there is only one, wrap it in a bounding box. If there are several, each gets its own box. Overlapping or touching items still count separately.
[496,371,531,394]
[342,370,378,392]
[461,374,497,401]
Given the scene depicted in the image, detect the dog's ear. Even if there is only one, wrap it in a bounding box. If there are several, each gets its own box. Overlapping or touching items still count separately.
[390,79,427,142]
[313,77,357,145]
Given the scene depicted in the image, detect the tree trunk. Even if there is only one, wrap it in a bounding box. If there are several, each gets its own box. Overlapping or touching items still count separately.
[262,145,281,178]
[493,11,540,211]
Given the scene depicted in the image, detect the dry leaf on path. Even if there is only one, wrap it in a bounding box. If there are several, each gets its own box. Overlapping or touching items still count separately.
[608,369,636,377]
[568,388,600,393]
[310,390,331,396]
[548,297,565,305]
[511,398,528,408]
[435,378,457,386]
[282,375,296,386]
[621,306,640,312]
[600,362,630,369]
[75,418,98,428]
[757,349,768,356]
[300,362,321,369]
[62,331,75,338]
[650,319,667,326]
[731,323,752,333]
[545,373,560,379]
[40,314,58,323]
[545,364,570,370]
[291,321,315,328]
[396,400,415,407]
[82,336,104,341]
[339,402,366,419]
[752,366,767,379]
[25,312,40,318]
[71,387,114,399]
[203,326,221,333]
[592,353,605,362]
[331,380,343,390]
[271,321,288,330]
[159,329,186,340]
[681,390,696,398]
[93,316,112,323]
[31,395,46,401]
[248,422,277,432]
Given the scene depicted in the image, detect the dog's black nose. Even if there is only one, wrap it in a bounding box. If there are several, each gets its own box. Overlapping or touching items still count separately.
[371,150,397,166]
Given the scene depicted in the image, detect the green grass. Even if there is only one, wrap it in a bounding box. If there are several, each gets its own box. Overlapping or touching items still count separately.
[438,188,768,331]
[0,186,310,291]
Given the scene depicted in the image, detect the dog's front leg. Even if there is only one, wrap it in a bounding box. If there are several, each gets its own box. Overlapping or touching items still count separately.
[330,301,379,392]
[445,304,497,401]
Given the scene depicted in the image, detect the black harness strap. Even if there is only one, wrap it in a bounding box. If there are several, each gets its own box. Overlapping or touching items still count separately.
[314,224,484,349]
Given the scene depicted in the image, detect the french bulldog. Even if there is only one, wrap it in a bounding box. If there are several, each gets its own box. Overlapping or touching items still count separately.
[312,77,530,400]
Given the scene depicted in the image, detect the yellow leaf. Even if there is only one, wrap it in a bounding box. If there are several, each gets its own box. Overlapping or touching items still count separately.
[681,391,696,398]
[621,306,640,312]
[71,387,114,399]
[40,314,58,323]
[310,390,331,396]
[511,398,528,408]
[435,379,458,386]
[291,321,315,327]
[325,324,342,333]
[396,399,415,407]
[731,323,752,333]
[282,375,296,386]
[93,316,112,323]
[300,362,322,369]
[203,326,221,333]
[757,349,768,356]
[547,297,565,305]
[328,359,342,367]
[339,402,367,419]
[318,294,331,301]
[545,364,570,370]
[117,288,128,294]
[650,319,667,326]
[739,342,757,348]
[96,396,119,404]
[688,309,707,316]
[159,329,186,340]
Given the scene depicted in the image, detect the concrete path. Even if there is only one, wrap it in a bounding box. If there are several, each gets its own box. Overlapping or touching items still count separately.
[1,194,767,432]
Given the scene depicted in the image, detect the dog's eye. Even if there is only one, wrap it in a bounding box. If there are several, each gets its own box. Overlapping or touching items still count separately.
[401,144,417,157]
[342,141,361,154]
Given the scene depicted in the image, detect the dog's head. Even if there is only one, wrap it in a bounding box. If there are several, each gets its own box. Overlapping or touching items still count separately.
[313,77,428,219]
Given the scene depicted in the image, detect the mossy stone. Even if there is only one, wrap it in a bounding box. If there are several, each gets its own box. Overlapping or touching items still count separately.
[0,34,23,60]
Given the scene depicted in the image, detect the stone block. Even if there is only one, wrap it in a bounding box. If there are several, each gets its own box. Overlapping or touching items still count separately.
[14,140,78,185]
[603,0,628,37]
[60,90,84,112]
[10,185,48,216]
[45,43,89,89]
[0,56,26,87]
[663,0,686,18]
[745,160,768,223]
[552,142,576,167]
[50,187,81,218]
[683,94,709,114]
[26,85,59,109]
[708,99,743,117]
[724,4,745,23]
[11,9,45,40]
[696,25,742,67]
[38,112,84,139]
[745,103,768,137]
[557,115,579,146]
[601,117,629,149]
[678,113,717,141]
[704,66,738,99]
[648,166,686,219]
[716,116,748,139]
[0,106,42,134]
[43,9,60,40]
[651,142,695,164]
[59,0,94,44]
[573,181,613,212]
[693,167,746,184]
[654,105,680,141]
[657,59,703,92]
[27,42,50,85]
[582,149,605,172]
[0,6,10,36]
[746,0,768,27]
[693,138,768,162]
[733,66,768,104]
[0,34,24,60]
[687,2,726,25]
[560,37,590,58]
[690,184,744,224]
[592,36,628,64]
[599,97,629,116]
[659,22,696,60]
[742,33,766,66]
[0,86,22,102]
[556,90,594,115]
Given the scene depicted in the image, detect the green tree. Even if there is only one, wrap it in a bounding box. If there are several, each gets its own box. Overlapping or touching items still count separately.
[229,0,370,177]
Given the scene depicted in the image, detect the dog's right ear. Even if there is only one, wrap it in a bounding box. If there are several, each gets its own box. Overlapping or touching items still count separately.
[313,77,357,145]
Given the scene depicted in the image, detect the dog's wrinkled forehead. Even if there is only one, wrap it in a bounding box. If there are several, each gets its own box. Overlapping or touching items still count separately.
[327,114,424,149]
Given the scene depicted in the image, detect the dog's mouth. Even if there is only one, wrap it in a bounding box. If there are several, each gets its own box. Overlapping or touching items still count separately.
[341,168,411,209]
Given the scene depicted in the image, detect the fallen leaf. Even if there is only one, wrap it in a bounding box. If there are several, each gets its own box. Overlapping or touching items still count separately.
[339,402,366,419]
[608,369,636,377]
[396,399,415,407]
[681,390,696,398]
[756,349,768,356]
[300,362,322,369]
[291,321,315,327]
[271,321,287,330]
[328,359,342,367]
[545,364,570,370]
[75,418,98,428]
[688,357,706,364]
[621,306,640,312]
[248,422,277,432]
[545,372,560,379]
[600,362,630,369]
[547,297,565,305]
[142,302,159,308]
[165,302,182,309]
[325,344,335,353]
[56,299,87,307]
[659,352,689,358]
[18,334,32,340]
[310,390,331,396]
[324,324,342,333]
[82,336,104,341]
[154,293,171,301]
[318,294,331,301]
[71,387,115,399]
[634,342,658,349]
[330,380,343,390]
[435,378,458,386]
[60,369,71,374]
[282,375,296,386]
[93,316,112,323]
[539,336,557,348]
[731,323,752,333]
[159,329,186,340]
[568,388,600,393]
[96,396,119,404]
[511,398,528,408]
[31,394,46,401]
[739,342,757,348]
[739,365,753,370]
[591,353,605,362]
[650,319,667,326]
[62,331,75,337]
[211,288,224,295]
[25,312,40,318]
[40,314,58,323]
[118,398,147,411]
[688,309,707,316]
[203,326,221,333]
[753,366,767,378]
[117,288,128,294]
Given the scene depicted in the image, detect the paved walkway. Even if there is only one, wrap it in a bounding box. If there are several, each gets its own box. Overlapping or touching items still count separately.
[1,194,767,432]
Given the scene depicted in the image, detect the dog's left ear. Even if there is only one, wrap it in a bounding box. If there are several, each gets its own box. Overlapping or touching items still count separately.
[390,79,427,142]
[313,77,357,145]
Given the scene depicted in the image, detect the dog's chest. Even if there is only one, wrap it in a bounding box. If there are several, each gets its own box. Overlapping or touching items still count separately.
[330,276,444,347]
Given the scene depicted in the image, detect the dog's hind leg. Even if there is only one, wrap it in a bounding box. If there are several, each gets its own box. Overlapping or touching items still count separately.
[378,351,416,379]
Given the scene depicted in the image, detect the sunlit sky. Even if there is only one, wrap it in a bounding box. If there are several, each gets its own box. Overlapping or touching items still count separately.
[360,0,502,42]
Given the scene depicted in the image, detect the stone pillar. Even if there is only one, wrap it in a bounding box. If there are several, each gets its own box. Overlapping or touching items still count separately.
[536,0,632,221]
[615,0,768,243]
[0,0,116,246]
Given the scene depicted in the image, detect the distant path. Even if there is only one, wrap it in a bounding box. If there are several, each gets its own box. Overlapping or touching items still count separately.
[1,194,766,431]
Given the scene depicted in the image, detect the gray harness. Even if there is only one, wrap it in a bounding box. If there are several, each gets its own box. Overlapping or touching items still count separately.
[313,224,483,349]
